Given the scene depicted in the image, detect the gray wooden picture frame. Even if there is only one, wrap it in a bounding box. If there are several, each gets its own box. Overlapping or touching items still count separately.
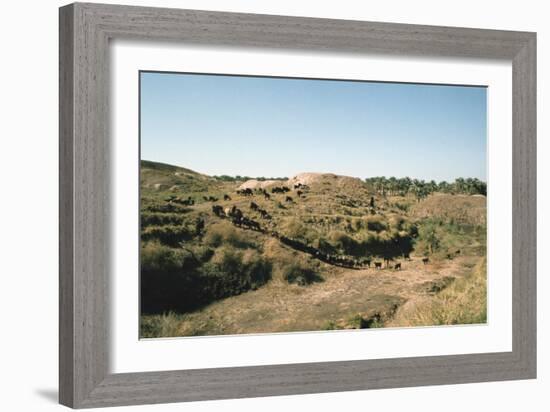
[59,2,536,409]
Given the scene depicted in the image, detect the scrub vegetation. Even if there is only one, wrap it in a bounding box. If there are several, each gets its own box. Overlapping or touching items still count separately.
[139,160,487,338]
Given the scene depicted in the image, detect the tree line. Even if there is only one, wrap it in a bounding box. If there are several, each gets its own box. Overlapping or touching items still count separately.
[364,176,487,199]
[213,175,289,182]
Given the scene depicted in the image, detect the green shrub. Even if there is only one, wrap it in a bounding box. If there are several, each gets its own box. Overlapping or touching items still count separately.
[204,221,257,249]
[200,246,272,296]
[141,241,196,272]
[141,212,185,228]
[282,218,313,241]
[280,261,320,285]
[141,224,196,246]
[366,216,387,233]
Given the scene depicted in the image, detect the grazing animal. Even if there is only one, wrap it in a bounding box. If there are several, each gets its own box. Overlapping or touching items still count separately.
[237,188,253,196]
[259,209,271,220]
[173,196,194,205]
[195,218,205,234]
[223,194,231,201]
[296,190,303,197]
[446,254,453,260]
[226,205,242,219]
[211,205,224,217]
[203,196,218,202]
[403,253,411,261]
[455,249,461,255]
[272,186,291,194]
[285,196,293,203]
[422,257,429,265]
[374,262,382,270]
[394,263,402,270]
[263,192,271,200]
[364,259,372,268]
[383,256,393,268]
[250,201,259,211]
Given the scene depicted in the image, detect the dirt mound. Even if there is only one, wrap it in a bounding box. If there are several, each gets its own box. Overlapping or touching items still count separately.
[287,172,366,190]
[238,179,281,190]
[411,194,486,225]
[287,172,326,186]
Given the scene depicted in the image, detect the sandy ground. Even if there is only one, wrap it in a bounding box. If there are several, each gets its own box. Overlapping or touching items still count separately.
[176,255,481,336]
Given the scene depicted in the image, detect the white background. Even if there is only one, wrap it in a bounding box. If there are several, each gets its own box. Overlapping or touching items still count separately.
[111,43,512,373]
[0,1,547,411]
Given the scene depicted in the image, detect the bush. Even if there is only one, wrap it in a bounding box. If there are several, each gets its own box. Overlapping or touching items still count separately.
[329,231,360,255]
[282,218,313,241]
[279,261,320,285]
[140,312,185,338]
[141,244,272,314]
[141,241,197,272]
[204,221,258,249]
[141,212,185,228]
[141,224,196,246]
[200,246,272,296]
[366,217,387,232]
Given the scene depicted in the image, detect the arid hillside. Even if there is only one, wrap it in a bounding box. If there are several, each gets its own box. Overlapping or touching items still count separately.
[139,160,487,337]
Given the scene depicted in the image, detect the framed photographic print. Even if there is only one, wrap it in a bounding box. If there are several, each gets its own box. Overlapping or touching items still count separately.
[59,2,536,408]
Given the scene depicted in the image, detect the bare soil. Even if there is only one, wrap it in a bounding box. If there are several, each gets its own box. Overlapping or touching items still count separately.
[175,255,481,336]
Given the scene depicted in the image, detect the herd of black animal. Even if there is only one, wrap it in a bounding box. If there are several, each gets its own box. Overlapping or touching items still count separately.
[165,183,460,271]
[206,183,413,271]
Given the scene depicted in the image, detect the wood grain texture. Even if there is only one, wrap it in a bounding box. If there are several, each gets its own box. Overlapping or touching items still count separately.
[59,2,537,408]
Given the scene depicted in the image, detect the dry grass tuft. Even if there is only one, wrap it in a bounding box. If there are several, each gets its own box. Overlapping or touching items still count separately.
[389,258,486,327]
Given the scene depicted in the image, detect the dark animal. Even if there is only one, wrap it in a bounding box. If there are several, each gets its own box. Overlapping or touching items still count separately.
[249,220,261,231]
[285,196,293,203]
[195,217,205,234]
[240,217,261,231]
[455,249,461,255]
[259,209,271,220]
[223,194,231,201]
[203,196,218,202]
[296,190,303,197]
[422,257,429,265]
[374,262,382,270]
[211,205,224,217]
[364,259,371,268]
[263,192,271,200]
[403,253,411,261]
[384,256,393,268]
[250,201,259,211]
[446,254,453,260]
[226,205,242,219]
[394,263,402,270]
[173,196,194,205]
[237,188,253,196]
[272,186,291,194]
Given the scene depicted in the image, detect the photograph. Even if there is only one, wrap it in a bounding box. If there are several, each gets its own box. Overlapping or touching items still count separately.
[139,71,487,338]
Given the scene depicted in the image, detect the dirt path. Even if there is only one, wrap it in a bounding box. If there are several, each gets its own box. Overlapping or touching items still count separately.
[175,255,481,336]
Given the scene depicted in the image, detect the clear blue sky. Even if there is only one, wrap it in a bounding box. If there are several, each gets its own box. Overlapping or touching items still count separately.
[140,72,486,182]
